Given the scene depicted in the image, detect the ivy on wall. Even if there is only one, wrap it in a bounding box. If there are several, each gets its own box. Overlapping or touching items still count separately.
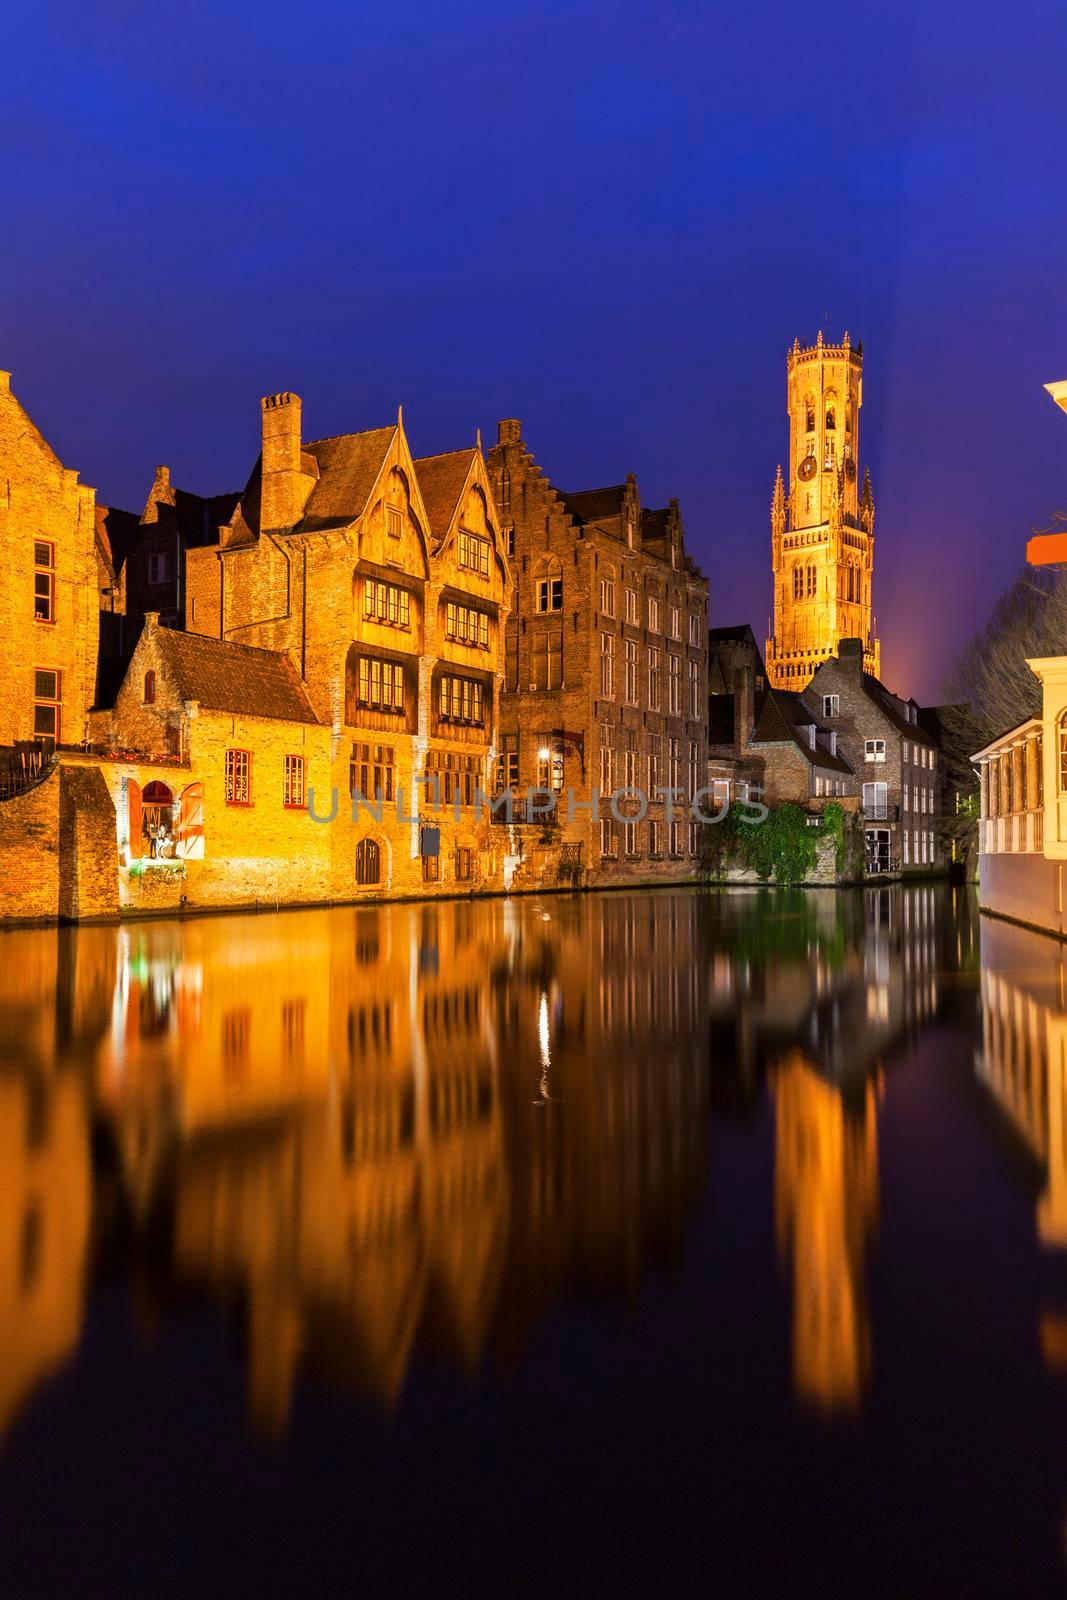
[699,800,862,888]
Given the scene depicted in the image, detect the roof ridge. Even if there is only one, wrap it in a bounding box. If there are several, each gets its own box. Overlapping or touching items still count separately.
[414,447,476,464]
[305,424,395,448]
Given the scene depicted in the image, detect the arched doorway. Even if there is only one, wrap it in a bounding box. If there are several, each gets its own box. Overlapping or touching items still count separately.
[356,837,381,886]
[142,781,175,858]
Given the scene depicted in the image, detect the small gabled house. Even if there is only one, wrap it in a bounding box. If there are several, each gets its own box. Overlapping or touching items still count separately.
[91,613,333,913]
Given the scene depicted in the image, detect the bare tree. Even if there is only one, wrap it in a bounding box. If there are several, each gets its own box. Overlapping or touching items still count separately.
[938,563,1067,873]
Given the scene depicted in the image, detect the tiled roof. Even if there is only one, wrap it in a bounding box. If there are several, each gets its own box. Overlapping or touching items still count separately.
[300,427,396,527]
[154,627,320,724]
[861,673,936,745]
[413,449,476,541]
[753,689,853,773]
[562,485,626,524]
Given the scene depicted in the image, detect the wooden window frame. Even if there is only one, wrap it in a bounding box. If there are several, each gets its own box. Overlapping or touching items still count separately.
[283,753,306,809]
[225,747,253,806]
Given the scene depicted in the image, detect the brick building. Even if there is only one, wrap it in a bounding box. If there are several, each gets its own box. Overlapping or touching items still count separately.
[0,372,100,752]
[485,422,709,883]
[803,639,940,873]
[707,623,855,812]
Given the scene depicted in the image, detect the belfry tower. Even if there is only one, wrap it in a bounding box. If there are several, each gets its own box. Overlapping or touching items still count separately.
[766,332,880,690]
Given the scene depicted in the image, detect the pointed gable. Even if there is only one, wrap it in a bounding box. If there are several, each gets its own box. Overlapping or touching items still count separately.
[413,449,477,545]
[299,426,397,530]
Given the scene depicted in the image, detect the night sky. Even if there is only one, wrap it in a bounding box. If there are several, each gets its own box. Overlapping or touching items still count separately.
[4,0,1067,702]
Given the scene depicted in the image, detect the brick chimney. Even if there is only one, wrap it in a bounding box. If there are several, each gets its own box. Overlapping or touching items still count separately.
[261,391,312,532]
[497,419,522,446]
[838,637,865,675]
[733,662,756,750]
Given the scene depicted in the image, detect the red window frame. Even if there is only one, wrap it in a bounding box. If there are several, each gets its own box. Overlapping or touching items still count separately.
[225,748,253,806]
[283,753,305,809]
[143,670,156,704]
[33,668,61,741]
[34,542,55,624]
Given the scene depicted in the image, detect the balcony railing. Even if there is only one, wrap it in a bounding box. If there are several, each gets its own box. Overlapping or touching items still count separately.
[982,809,1044,855]
[862,803,900,822]
[0,743,55,800]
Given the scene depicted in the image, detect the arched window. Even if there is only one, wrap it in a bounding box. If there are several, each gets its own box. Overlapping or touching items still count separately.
[1059,713,1067,793]
[805,399,815,432]
[825,406,836,431]
[792,565,803,601]
[806,564,816,598]
[356,837,381,886]
[143,670,156,704]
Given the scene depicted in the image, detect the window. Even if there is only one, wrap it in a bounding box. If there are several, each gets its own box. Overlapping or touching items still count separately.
[358,656,405,712]
[806,564,816,598]
[825,406,836,431]
[668,653,682,716]
[599,731,615,794]
[439,675,484,724]
[534,630,563,690]
[625,588,638,625]
[34,542,55,622]
[688,740,698,798]
[364,580,411,629]
[283,755,305,808]
[929,749,936,772]
[903,782,910,813]
[670,820,683,857]
[225,748,252,805]
[143,670,157,705]
[648,746,660,794]
[536,576,563,612]
[688,819,699,857]
[805,402,816,432]
[147,551,173,585]
[456,847,473,881]
[823,694,839,719]
[668,605,681,640]
[648,596,660,633]
[920,745,928,768]
[497,734,519,792]
[625,821,637,857]
[600,817,617,858]
[864,738,886,763]
[445,600,489,647]
[648,818,659,855]
[537,744,565,794]
[624,639,638,704]
[33,669,61,740]
[458,529,491,576]
[599,633,614,698]
[422,834,440,881]
[862,780,888,818]
[386,503,403,539]
[793,567,803,601]
[688,612,701,647]
[356,837,382,884]
[599,575,616,617]
[903,830,910,865]
[688,659,700,719]
[669,736,680,790]
[647,648,660,710]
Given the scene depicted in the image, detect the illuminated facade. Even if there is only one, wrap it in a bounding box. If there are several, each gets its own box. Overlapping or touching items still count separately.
[767,334,880,691]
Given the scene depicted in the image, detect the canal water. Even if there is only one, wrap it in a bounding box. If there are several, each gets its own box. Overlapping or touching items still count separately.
[1,885,1065,1596]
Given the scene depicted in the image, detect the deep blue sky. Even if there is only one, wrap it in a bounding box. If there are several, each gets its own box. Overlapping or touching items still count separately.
[4,0,1067,700]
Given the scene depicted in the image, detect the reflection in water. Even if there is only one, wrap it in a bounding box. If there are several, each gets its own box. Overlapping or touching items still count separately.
[0,885,972,1442]
[773,1052,879,1412]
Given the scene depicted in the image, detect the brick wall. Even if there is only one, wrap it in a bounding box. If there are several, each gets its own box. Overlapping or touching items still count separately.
[0,374,100,747]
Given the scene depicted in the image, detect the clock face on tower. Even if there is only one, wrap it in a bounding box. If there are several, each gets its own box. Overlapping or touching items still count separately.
[798,454,817,482]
